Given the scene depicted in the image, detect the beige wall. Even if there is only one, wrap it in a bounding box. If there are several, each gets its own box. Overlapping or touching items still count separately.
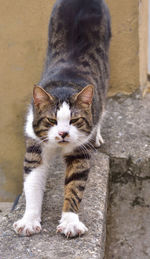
[106,0,140,96]
[0,0,148,201]
[0,0,56,201]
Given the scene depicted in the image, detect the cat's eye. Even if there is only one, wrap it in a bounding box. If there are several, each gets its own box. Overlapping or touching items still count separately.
[47,118,57,125]
[70,118,80,124]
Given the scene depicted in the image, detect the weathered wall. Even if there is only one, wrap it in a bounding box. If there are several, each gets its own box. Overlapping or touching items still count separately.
[0,0,145,201]
[106,0,140,96]
[0,0,56,201]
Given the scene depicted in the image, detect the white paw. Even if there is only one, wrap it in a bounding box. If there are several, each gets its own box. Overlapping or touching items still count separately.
[13,217,42,236]
[57,212,88,238]
[95,133,104,148]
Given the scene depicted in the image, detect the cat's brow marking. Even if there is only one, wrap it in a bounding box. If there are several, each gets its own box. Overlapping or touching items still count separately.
[57,102,71,123]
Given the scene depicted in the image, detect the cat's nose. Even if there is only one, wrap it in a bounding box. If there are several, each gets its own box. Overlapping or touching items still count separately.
[58,131,69,139]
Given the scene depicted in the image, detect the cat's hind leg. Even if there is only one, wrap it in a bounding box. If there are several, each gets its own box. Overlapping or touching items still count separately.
[95,121,104,148]
[13,139,47,236]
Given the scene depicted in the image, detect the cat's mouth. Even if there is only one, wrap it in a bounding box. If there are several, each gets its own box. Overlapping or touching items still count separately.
[58,140,69,145]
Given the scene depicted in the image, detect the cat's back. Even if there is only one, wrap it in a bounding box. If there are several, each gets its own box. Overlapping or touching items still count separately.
[47,0,111,61]
[39,0,111,126]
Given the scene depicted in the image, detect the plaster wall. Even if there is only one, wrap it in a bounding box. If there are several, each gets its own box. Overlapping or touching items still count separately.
[0,0,55,201]
[106,0,140,96]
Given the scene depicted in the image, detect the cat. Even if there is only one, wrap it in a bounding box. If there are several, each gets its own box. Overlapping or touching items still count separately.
[13,0,111,238]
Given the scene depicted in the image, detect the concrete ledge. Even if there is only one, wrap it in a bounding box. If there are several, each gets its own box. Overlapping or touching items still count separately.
[101,92,150,163]
[0,153,109,259]
[101,92,150,258]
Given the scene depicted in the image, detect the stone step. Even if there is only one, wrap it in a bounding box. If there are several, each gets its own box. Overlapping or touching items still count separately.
[101,92,150,259]
[0,152,109,259]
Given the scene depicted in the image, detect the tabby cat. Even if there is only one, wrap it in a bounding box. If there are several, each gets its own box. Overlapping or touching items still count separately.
[13,0,111,238]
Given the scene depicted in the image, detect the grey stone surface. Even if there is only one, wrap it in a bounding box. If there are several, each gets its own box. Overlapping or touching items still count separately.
[1,92,150,259]
[0,203,13,222]
[102,92,150,259]
[0,153,109,259]
[101,91,150,162]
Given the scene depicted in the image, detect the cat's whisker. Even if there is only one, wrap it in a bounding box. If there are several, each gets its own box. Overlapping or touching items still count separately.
[77,137,97,154]
[79,146,89,159]
[76,140,92,162]
[85,141,97,152]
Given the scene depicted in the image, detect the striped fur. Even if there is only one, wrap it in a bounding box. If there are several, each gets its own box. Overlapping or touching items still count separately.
[23,138,42,176]
[63,152,90,213]
[13,0,111,238]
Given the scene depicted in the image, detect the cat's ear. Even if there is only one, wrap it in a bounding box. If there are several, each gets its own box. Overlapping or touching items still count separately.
[75,85,94,106]
[33,86,54,107]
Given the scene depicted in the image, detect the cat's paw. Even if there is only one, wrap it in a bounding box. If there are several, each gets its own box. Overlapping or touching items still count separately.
[57,212,88,238]
[95,133,104,148]
[13,217,41,236]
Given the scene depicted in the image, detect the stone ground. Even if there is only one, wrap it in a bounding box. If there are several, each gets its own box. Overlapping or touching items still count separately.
[0,203,13,223]
[1,91,150,259]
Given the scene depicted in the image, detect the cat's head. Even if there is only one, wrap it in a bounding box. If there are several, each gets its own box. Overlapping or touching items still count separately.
[32,85,93,150]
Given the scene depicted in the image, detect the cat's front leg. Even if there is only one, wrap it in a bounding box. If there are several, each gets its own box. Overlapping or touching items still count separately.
[57,152,90,238]
[13,138,47,236]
